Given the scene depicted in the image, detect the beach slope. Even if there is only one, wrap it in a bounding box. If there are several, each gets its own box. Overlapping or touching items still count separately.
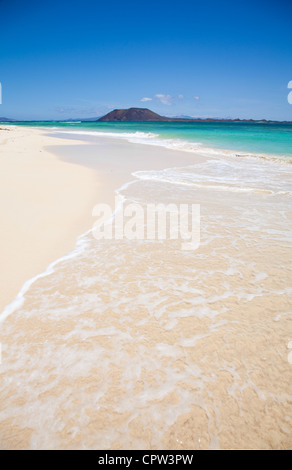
[0,126,99,312]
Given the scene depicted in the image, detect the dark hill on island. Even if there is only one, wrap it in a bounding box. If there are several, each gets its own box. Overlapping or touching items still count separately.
[98,108,169,122]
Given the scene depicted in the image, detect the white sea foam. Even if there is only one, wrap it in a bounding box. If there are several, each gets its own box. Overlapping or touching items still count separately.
[130,157,292,197]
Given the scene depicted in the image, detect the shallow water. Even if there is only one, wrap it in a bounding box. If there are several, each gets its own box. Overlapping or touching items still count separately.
[6,120,292,159]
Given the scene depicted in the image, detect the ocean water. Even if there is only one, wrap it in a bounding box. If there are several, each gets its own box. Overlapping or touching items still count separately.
[0,122,291,449]
[5,120,292,159]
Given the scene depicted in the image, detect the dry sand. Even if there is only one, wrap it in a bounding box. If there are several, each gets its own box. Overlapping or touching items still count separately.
[0,126,100,312]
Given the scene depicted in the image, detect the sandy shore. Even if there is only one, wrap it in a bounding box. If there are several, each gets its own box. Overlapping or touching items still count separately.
[0,126,203,312]
[0,126,201,315]
[0,126,291,450]
[0,126,100,313]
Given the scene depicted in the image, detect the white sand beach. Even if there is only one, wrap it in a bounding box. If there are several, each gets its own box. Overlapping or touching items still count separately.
[0,126,291,449]
[0,126,102,312]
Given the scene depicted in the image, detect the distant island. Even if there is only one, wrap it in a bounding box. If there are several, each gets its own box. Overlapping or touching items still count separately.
[1,109,291,123]
[98,108,291,123]
[0,117,15,122]
[98,108,169,122]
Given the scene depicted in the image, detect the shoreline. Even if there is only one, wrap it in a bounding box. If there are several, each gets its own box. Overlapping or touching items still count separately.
[3,122,292,164]
[0,126,101,313]
[0,126,206,318]
[49,128,292,164]
[1,125,291,319]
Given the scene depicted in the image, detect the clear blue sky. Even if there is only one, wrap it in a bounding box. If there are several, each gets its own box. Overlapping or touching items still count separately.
[0,0,291,120]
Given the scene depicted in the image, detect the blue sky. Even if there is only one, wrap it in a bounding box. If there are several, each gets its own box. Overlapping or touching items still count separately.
[0,0,291,120]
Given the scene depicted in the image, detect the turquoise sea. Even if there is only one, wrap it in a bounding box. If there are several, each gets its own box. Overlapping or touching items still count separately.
[3,120,292,159]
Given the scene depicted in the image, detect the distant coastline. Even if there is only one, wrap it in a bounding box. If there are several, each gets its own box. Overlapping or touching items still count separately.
[97,108,292,123]
[1,108,292,124]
